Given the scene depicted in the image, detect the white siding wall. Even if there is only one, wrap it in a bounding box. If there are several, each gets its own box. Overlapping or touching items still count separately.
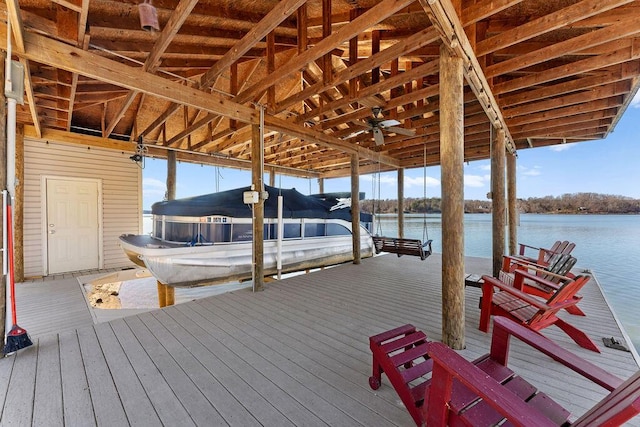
[23,137,142,277]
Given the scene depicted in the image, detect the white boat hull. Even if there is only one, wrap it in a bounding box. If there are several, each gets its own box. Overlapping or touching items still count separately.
[120,234,374,287]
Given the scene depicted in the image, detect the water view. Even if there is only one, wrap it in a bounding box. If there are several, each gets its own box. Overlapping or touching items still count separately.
[377,213,640,352]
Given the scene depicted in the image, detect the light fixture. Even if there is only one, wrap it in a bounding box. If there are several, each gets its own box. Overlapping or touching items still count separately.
[130,142,147,168]
[139,0,160,32]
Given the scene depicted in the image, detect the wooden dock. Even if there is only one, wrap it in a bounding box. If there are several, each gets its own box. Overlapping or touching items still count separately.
[3,254,639,426]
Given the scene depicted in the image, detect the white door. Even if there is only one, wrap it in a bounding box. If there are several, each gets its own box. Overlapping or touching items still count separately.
[46,178,100,274]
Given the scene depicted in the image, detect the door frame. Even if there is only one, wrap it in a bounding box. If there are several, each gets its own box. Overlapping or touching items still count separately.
[40,175,104,275]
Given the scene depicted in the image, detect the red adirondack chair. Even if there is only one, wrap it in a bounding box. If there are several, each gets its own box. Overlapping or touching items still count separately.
[500,253,585,316]
[368,317,640,426]
[479,269,599,352]
[424,317,640,426]
[515,240,575,267]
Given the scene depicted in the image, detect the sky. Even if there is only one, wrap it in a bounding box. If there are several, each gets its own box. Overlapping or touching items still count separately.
[142,92,640,210]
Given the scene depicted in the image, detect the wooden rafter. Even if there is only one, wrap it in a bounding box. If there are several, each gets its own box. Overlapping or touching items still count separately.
[104,0,200,137]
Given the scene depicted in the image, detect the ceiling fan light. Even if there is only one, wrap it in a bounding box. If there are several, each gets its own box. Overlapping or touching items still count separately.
[139,0,160,32]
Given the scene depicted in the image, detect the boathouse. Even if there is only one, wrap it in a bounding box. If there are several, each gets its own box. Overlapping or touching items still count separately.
[2,0,640,351]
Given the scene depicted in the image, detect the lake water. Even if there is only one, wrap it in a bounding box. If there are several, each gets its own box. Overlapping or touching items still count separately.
[376,213,640,352]
[143,213,640,352]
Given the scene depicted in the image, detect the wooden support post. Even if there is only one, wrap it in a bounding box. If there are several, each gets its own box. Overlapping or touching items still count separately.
[269,168,275,187]
[318,177,324,194]
[165,285,175,306]
[252,123,265,291]
[157,281,167,308]
[491,128,506,277]
[397,168,404,239]
[351,153,361,264]
[0,51,6,344]
[507,152,517,256]
[440,43,465,350]
[166,149,176,201]
[14,125,24,282]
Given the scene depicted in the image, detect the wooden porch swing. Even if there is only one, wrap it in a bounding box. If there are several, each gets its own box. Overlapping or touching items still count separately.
[371,144,432,261]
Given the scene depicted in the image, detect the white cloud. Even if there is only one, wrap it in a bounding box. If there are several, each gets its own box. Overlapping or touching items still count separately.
[143,177,166,197]
[549,142,575,152]
[405,175,440,189]
[464,174,490,188]
[519,165,542,176]
[362,174,397,185]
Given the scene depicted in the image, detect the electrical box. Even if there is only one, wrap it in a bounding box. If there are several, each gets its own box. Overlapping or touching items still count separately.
[243,191,259,204]
[5,60,24,104]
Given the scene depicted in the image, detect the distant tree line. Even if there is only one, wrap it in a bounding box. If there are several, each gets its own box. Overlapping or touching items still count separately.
[361,193,640,214]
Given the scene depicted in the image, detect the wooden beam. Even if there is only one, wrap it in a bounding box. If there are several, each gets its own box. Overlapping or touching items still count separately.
[199,0,306,89]
[485,16,640,78]
[419,0,516,154]
[277,26,440,112]
[237,0,415,104]
[0,23,260,124]
[105,0,200,137]
[494,45,640,95]
[267,31,276,110]
[476,0,635,56]
[133,0,302,140]
[263,115,400,167]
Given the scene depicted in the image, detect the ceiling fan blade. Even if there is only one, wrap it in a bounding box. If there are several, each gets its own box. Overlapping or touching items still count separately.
[378,119,401,128]
[385,126,416,137]
[344,129,367,139]
[373,127,385,146]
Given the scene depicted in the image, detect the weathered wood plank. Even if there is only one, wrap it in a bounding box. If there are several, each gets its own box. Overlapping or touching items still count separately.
[197,292,413,425]
[123,314,226,426]
[58,330,95,425]
[2,344,37,425]
[93,322,162,425]
[151,307,296,427]
[172,303,330,427]
[76,326,129,425]
[108,318,195,426]
[33,335,63,427]
[138,311,261,426]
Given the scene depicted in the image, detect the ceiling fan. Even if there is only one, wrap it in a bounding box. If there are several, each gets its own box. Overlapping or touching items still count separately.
[347,107,416,146]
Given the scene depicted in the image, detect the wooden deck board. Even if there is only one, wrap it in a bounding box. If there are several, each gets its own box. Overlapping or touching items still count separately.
[108,318,195,426]
[151,308,296,427]
[137,311,263,427]
[76,326,129,425]
[2,254,639,426]
[93,322,162,426]
[58,329,95,425]
[3,344,37,425]
[33,334,63,427]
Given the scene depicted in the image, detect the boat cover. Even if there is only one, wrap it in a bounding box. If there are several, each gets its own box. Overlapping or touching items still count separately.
[151,186,373,222]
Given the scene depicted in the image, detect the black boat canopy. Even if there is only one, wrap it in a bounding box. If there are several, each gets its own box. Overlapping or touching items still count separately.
[151,186,372,223]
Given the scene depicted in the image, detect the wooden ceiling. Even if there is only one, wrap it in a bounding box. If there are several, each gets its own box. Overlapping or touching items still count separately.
[3,0,640,178]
